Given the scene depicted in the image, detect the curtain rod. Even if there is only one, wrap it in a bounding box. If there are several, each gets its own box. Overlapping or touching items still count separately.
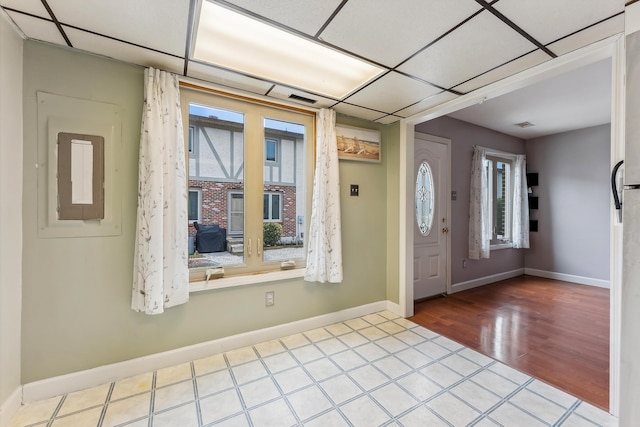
[474,145,524,158]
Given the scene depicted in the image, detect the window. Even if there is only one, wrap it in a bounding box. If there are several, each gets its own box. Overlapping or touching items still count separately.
[415,161,434,236]
[265,140,278,163]
[188,126,195,156]
[264,193,282,221]
[188,188,201,223]
[181,88,314,281]
[486,155,513,245]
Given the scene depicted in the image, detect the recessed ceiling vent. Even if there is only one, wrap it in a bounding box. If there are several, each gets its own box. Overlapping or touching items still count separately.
[515,121,535,128]
[288,94,317,104]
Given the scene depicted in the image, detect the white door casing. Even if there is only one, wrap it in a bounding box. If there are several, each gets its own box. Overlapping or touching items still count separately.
[413,134,450,300]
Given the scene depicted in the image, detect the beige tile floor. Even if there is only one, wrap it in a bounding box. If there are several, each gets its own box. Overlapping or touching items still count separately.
[9,311,618,426]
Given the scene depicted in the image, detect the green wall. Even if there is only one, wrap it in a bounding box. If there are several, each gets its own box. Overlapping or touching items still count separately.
[0,13,23,406]
[21,41,395,383]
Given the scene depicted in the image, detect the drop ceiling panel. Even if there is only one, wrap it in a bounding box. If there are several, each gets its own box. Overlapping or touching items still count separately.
[268,86,335,109]
[6,12,66,45]
[332,103,386,122]
[0,0,48,18]
[394,92,459,118]
[187,62,274,95]
[320,0,482,67]
[222,0,343,36]
[49,0,189,56]
[548,15,624,57]
[494,0,624,46]
[452,50,551,94]
[345,72,441,114]
[398,11,540,89]
[65,27,184,74]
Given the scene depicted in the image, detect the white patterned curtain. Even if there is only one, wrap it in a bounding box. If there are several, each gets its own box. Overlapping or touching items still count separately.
[132,68,189,314]
[512,154,530,249]
[468,146,491,259]
[304,109,343,283]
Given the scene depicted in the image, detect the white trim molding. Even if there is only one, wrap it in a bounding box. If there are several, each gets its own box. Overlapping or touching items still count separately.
[451,269,525,293]
[22,301,395,403]
[525,268,610,289]
[0,387,22,427]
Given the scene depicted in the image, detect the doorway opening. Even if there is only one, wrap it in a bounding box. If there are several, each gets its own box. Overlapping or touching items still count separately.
[399,35,624,415]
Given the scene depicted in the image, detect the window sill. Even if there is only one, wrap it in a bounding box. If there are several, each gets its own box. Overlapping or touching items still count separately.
[190,268,305,293]
[491,242,513,251]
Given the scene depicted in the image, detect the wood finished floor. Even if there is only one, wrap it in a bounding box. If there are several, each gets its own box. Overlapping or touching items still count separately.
[409,275,610,411]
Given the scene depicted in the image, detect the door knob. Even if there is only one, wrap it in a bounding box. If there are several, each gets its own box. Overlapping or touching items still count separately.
[442,227,449,233]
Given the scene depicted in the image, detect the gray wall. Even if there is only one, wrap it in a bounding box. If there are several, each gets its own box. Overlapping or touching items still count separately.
[0,14,23,408]
[525,124,611,281]
[414,116,526,285]
[21,41,391,383]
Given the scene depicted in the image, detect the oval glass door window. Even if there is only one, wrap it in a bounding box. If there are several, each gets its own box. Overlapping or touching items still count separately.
[416,161,435,235]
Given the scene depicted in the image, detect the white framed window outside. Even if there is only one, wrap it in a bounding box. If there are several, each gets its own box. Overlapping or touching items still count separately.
[486,155,513,246]
[188,126,195,157]
[265,139,278,163]
[263,192,282,222]
[188,188,201,224]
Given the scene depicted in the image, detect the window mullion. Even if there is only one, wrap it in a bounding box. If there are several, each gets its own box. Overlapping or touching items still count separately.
[243,111,265,269]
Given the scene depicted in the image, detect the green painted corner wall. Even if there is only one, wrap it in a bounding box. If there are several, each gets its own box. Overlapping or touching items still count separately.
[21,41,398,383]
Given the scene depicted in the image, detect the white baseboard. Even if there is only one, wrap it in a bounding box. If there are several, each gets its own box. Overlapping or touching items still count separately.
[451,269,525,293]
[22,301,391,403]
[385,300,401,316]
[524,268,610,289]
[0,387,22,427]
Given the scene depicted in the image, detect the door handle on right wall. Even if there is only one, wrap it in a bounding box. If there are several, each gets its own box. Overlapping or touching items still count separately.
[442,227,449,233]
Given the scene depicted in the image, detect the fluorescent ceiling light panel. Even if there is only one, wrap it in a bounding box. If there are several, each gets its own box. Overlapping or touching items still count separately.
[193,1,384,99]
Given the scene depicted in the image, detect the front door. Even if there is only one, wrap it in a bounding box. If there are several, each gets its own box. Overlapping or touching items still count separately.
[413,133,449,300]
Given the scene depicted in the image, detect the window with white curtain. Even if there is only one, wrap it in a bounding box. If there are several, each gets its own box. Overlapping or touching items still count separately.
[180,88,314,281]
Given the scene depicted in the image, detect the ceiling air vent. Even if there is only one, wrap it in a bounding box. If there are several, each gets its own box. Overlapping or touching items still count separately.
[288,94,317,104]
[515,121,535,128]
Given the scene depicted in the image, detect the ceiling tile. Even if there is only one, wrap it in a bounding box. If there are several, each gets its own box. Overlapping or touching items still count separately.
[320,0,481,68]
[452,50,551,94]
[268,86,336,109]
[345,72,441,114]
[48,0,189,56]
[333,103,386,122]
[65,27,184,74]
[548,15,624,57]
[187,61,273,95]
[397,11,539,89]
[394,92,458,118]
[222,0,343,37]
[0,0,48,18]
[493,0,624,46]
[6,12,66,45]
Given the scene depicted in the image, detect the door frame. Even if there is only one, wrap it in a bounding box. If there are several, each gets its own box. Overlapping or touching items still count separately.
[413,132,452,299]
[398,34,624,415]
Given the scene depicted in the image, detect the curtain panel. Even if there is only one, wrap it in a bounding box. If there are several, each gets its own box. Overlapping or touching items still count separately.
[304,109,343,283]
[132,68,189,314]
[512,154,530,249]
[468,146,491,259]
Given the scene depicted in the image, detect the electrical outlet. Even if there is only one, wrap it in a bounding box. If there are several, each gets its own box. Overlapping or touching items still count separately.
[265,291,275,307]
[463,259,467,269]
